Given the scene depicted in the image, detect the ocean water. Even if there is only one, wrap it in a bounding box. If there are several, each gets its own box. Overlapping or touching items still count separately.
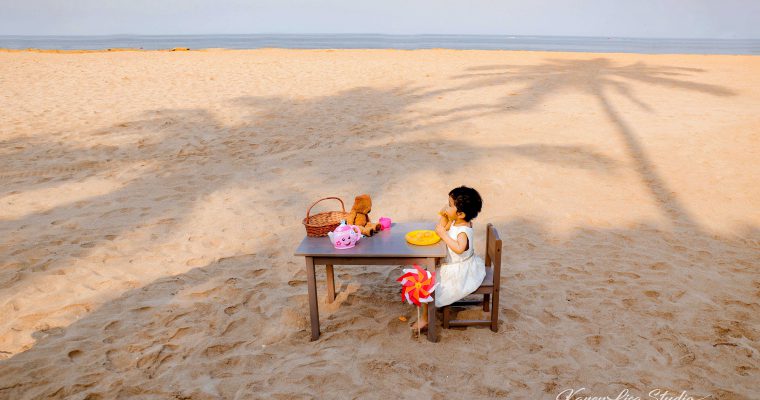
[0,34,758,55]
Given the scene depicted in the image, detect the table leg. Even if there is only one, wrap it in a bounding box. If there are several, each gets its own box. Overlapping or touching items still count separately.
[325,264,335,303]
[427,257,438,343]
[305,256,320,341]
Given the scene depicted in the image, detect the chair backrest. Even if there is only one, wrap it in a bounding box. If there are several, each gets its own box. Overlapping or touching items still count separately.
[484,223,502,288]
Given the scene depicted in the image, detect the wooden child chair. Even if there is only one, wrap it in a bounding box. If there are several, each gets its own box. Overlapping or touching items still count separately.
[441,223,502,332]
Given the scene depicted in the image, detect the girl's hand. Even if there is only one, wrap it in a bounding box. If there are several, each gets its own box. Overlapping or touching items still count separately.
[435,222,447,237]
[438,208,449,226]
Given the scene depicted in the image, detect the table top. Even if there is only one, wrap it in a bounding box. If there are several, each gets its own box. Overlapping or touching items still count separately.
[294,222,448,258]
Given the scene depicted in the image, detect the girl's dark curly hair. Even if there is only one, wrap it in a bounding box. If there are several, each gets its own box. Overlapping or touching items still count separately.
[449,186,482,222]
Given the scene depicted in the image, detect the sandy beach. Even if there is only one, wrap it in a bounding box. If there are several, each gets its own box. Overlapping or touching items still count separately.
[1,49,759,399]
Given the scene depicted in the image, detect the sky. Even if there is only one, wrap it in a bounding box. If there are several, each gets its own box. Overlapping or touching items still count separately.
[1,0,758,39]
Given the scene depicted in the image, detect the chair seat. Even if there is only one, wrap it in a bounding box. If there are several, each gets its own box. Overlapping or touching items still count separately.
[469,267,494,295]
[481,267,494,287]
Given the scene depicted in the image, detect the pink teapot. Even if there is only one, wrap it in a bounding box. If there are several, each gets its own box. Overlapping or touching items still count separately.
[328,221,363,249]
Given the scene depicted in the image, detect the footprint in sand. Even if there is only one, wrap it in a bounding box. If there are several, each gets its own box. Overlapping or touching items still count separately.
[604,349,631,367]
[652,332,696,366]
[622,298,637,308]
[280,308,308,330]
[539,310,560,325]
[735,365,756,377]
[100,207,134,218]
[650,261,670,271]
[221,318,247,336]
[713,320,758,341]
[169,327,192,341]
[644,290,660,299]
[67,349,83,361]
[103,320,120,331]
[105,349,133,371]
[203,341,244,358]
[185,257,207,267]
[567,314,590,323]
[247,268,266,279]
[585,334,603,348]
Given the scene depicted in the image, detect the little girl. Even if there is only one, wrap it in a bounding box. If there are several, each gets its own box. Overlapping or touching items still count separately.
[412,186,485,331]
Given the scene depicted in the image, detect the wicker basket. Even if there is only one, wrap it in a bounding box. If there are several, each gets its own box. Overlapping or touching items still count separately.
[302,197,349,237]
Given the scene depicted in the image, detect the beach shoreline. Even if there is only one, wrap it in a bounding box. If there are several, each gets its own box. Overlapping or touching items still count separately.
[1,33,758,55]
[2,47,759,56]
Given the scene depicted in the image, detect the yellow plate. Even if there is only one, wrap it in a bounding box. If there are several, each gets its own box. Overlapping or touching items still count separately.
[405,230,441,246]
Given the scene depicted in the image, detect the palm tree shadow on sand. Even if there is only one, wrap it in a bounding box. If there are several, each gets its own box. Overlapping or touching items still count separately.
[424,58,736,230]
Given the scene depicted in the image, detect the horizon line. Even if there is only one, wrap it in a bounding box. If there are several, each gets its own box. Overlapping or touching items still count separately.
[1,33,759,41]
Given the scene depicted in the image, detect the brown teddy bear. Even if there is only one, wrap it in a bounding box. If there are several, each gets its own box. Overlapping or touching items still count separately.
[346,194,382,237]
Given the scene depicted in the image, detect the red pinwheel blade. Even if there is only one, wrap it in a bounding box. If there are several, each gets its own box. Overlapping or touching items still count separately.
[398,265,436,306]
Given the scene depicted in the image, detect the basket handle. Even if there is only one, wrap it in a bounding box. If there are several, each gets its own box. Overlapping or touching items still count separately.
[306,197,346,220]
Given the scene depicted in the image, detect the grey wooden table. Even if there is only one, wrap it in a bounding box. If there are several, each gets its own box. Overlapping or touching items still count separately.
[294,222,447,342]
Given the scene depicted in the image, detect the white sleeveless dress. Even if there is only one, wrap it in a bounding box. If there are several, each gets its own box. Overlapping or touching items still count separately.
[435,224,486,307]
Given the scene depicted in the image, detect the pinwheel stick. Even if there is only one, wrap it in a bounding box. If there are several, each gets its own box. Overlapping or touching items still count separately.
[417,307,421,339]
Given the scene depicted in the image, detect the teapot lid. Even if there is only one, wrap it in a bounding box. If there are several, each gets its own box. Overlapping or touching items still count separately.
[334,223,355,232]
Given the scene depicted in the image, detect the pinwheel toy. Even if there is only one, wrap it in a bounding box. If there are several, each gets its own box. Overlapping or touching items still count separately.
[396,264,436,338]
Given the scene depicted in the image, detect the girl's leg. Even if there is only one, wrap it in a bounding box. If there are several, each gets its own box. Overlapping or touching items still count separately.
[411,304,428,329]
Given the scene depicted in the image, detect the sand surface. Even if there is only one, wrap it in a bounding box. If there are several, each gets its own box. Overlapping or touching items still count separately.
[0,49,759,399]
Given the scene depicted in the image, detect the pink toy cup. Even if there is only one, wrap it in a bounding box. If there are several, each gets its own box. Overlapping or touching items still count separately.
[379,217,392,230]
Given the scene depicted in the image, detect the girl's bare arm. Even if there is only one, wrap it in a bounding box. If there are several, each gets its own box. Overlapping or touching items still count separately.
[438,230,468,254]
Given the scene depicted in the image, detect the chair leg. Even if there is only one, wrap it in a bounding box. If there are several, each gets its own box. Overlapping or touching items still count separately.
[490,290,499,332]
[483,294,490,312]
[442,306,450,329]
